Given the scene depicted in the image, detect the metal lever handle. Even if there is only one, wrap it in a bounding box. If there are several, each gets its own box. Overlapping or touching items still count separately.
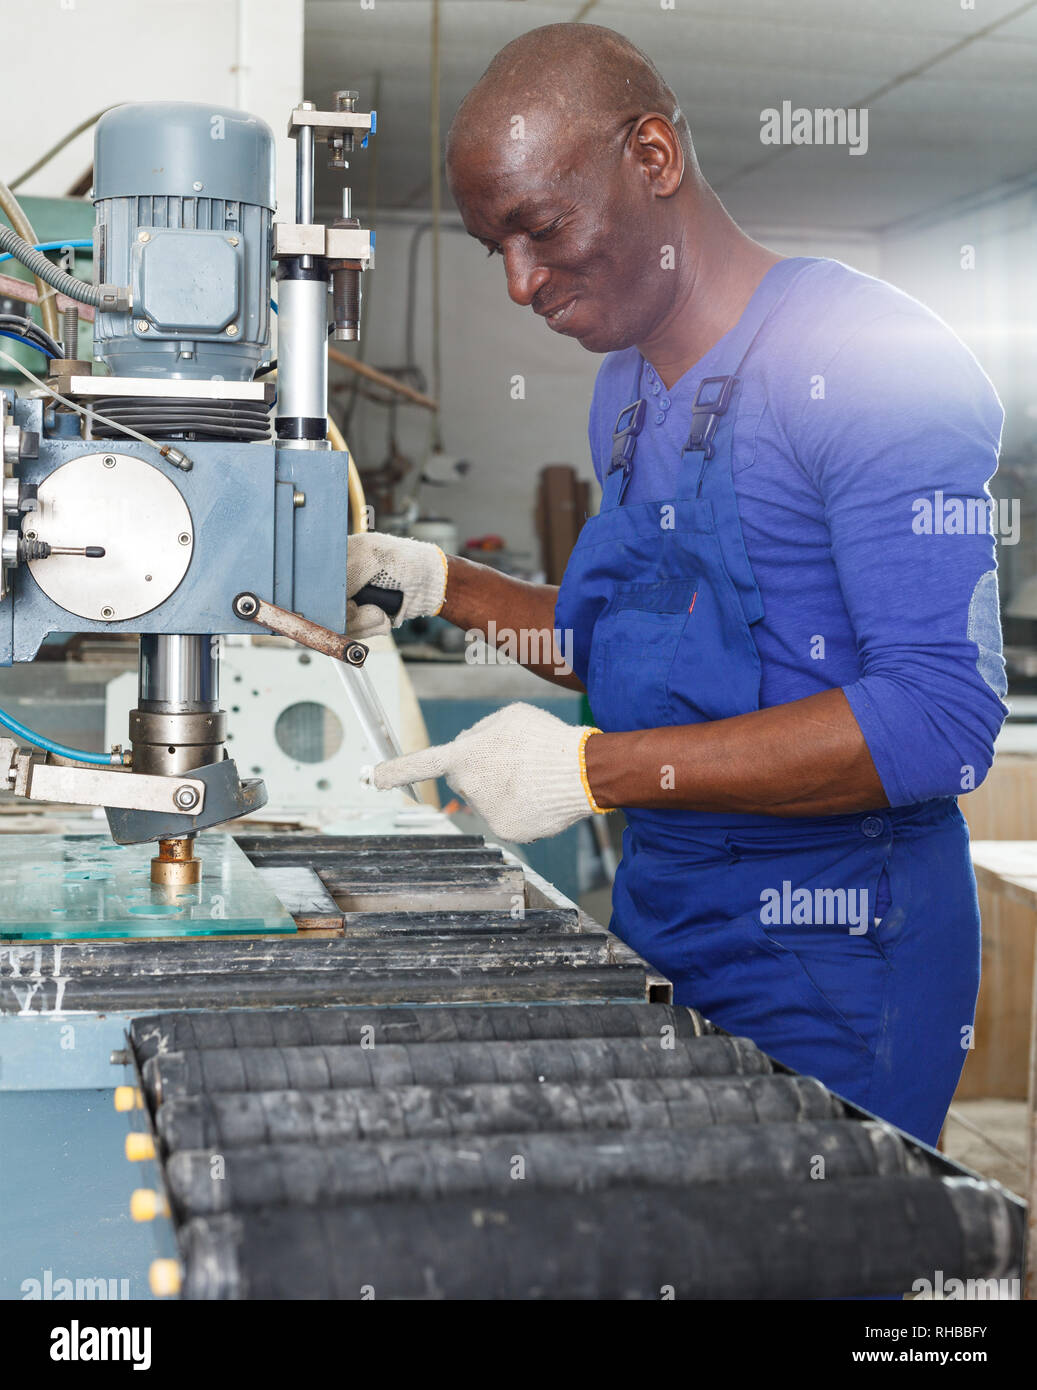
[19,539,106,561]
[233,592,366,663]
[231,591,418,800]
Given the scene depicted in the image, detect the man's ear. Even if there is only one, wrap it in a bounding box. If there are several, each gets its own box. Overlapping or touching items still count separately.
[629,114,684,198]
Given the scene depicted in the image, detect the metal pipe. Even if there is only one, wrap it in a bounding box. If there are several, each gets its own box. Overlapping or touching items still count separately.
[295,111,315,225]
[274,274,329,448]
[295,98,316,276]
[327,345,437,411]
[139,635,219,712]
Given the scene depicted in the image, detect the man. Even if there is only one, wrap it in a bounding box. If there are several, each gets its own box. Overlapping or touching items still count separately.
[348,24,1006,1147]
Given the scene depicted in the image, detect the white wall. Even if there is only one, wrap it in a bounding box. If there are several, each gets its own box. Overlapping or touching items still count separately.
[876,190,1037,604]
[0,0,304,218]
[341,215,884,563]
[878,196,1036,456]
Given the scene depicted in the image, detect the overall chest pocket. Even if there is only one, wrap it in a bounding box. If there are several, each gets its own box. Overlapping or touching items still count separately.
[599,581,697,657]
[587,580,697,731]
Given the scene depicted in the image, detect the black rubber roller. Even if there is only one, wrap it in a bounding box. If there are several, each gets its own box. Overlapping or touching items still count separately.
[165,1120,920,1214]
[130,1002,710,1063]
[178,1176,1025,1300]
[143,1035,771,1103]
[156,1073,836,1152]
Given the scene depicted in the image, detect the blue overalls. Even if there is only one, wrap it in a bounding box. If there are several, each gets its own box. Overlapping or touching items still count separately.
[556,260,981,1147]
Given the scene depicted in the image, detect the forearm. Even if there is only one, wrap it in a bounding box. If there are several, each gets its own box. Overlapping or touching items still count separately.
[440,555,584,690]
[585,688,888,817]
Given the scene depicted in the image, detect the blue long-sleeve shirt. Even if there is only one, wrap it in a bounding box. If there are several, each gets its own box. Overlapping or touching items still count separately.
[586,257,1007,807]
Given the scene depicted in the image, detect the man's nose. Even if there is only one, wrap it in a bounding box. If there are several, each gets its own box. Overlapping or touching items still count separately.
[503,246,550,308]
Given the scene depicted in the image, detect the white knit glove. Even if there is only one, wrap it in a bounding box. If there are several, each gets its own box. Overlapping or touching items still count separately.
[346,532,450,638]
[373,703,604,843]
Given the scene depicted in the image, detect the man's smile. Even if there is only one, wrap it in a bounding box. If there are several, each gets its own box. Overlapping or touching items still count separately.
[539,296,579,331]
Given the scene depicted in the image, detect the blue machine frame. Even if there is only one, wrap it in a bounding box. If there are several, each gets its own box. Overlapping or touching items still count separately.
[0,395,350,666]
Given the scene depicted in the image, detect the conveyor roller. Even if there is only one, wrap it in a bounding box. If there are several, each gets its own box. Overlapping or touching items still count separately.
[155,1073,843,1150]
[142,1035,771,1103]
[175,1177,1024,1300]
[165,1120,920,1213]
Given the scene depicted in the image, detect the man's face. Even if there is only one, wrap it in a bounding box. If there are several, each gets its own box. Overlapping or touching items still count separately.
[448,123,676,355]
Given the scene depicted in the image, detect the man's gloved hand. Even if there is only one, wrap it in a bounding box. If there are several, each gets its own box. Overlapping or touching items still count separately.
[373,703,605,842]
[346,532,450,638]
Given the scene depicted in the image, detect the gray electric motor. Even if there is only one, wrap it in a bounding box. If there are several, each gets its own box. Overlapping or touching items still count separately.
[92,102,275,381]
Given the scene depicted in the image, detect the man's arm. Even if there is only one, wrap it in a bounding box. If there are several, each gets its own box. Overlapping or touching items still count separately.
[585,687,887,816]
[347,535,582,689]
[440,554,584,690]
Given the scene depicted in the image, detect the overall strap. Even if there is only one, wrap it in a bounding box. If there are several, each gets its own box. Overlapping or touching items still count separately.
[603,356,646,506]
[605,258,818,505]
[682,258,816,496]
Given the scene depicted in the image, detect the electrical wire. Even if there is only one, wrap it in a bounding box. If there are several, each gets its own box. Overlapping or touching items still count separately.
[0,705,118,766]
[0,314,63,357]
[0,349,192,468]
[8,107,118,191]
[0,227,110,310]
[0,329,54,360]
[0,177,60,341]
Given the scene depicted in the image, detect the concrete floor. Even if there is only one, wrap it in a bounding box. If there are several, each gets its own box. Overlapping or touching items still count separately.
[941,1099,1028,1197]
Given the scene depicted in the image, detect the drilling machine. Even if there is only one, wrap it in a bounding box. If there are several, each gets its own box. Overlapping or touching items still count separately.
[0,94,377,893]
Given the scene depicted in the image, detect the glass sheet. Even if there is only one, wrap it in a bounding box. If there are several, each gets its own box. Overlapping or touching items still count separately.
[0,832,296,939]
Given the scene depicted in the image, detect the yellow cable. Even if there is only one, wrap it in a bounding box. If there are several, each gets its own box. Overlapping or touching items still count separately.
[259,364,367,535]
[328,414,368,534]
[0,178,60,341]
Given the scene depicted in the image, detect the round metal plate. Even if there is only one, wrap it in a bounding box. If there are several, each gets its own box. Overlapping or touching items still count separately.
[27,452,193,621]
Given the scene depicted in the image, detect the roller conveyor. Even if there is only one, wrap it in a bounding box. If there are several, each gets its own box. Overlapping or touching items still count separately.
[6,831,1022,1299]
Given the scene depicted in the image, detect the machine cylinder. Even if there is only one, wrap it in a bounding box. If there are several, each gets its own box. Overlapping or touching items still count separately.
[274,264,329,446]
[133,635,223,776]
[139,634,219,712]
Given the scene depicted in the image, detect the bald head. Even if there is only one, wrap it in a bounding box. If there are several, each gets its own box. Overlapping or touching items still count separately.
[447,23,694,173]
[446,24,702,354]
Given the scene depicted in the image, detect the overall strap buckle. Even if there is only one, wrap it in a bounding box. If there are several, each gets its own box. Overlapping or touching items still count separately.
[608,397,646,477]
[685,375,736,461]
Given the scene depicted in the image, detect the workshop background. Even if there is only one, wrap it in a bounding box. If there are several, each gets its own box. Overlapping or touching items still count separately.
[1,0,1036,1255]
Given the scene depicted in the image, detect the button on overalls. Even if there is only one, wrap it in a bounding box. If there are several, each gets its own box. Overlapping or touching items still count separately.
[556,260,980,1146]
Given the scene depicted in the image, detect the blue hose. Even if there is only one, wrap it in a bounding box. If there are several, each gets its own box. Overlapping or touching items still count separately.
[0,238,93,267]
[0,705,115,765]
[0,329,54,359]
